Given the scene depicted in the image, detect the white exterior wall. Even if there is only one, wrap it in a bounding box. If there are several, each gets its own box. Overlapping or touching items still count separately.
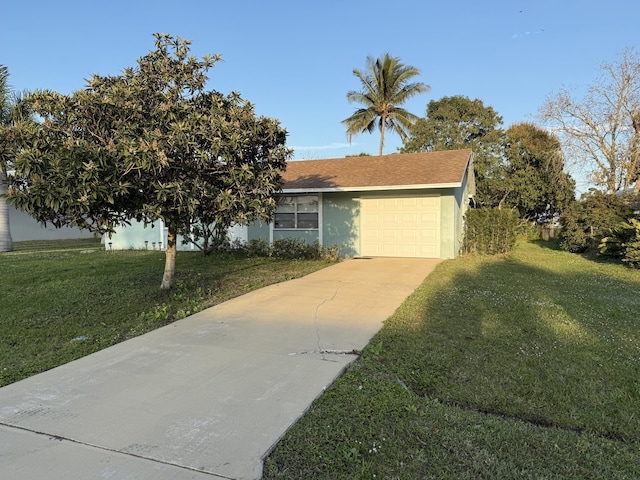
[109,221,248,251]
[228,224,248,243]
[108,221,167,250]
[8,205,95,242]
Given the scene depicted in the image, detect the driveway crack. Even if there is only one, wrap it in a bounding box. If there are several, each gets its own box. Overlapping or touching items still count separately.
[314,289,338,360]
[0,421,230,478]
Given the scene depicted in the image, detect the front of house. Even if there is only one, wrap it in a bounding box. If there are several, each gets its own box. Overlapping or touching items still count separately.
[110,149,475,259]
[249,149,474,259]
[7,204,96,242]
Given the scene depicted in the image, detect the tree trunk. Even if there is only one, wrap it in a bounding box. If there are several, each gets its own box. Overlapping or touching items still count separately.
[160,225,177,289]
[632,113,640,194]
[378,118,386,156]
[0,169,13,253]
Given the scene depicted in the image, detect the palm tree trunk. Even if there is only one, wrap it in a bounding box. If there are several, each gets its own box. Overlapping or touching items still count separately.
[160,225,177,289]
[378,117,386,156]
[0,168,13,252]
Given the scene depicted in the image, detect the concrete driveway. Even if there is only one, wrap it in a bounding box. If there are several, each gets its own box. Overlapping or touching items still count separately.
[0,257,441,480]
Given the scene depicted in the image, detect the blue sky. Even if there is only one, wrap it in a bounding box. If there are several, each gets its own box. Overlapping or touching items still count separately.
[3,0,639,191]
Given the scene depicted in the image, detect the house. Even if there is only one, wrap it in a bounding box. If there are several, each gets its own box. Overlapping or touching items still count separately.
[250,148,474,259]
[7,204,95,242]
[109,149,475,259]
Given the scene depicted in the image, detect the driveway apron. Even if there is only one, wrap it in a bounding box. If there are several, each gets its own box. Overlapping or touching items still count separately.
[0,257,440,480]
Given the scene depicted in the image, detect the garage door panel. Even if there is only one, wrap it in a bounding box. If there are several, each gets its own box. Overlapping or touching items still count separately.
[399,245,418,255]
[419,197,438,206]
[419,246,438,256]
[361,196,440,258]
[420,227,438,238]
[420,212,437,222]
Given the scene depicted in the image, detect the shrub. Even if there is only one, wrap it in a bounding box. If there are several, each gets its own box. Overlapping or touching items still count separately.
[228,238,340,261]
[599,218,640,268]
[229,238,270,257]
[463,207,520,255]
[270,238,340,261]
[559,190,637,253]
[270,238,316,259]
[558,201,589,253]
[313,241,341,262]
[623,237,640,267]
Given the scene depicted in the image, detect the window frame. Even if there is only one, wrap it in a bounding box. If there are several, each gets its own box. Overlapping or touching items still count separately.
[273,195,319,230]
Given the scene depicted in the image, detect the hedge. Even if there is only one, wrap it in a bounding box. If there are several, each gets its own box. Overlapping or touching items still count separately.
[464,208,520,255]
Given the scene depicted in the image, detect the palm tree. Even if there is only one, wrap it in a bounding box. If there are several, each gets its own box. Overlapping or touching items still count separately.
[0,65,31,252]
[342,53,430,156]
[0,165,10,252]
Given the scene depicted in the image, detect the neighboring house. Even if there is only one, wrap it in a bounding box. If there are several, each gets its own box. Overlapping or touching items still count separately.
[108,220,246,252]
[8,204,95,242]
[110,149,475,259]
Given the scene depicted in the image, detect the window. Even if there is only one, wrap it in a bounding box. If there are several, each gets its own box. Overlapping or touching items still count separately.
[274,195,319,229]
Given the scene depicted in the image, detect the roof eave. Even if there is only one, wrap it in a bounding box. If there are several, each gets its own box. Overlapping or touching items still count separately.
[282,183,462,194]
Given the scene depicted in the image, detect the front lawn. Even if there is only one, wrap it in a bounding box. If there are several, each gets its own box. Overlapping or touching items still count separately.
[264,242,640,479]
[0,238,332,387]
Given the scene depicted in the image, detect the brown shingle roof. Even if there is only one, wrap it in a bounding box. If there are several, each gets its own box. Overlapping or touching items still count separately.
[282,149,473,191]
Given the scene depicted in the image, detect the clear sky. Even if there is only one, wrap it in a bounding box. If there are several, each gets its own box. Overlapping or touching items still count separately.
[3,0,639,191]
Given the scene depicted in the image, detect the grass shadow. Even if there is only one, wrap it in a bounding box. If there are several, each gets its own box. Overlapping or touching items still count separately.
[375,242,640,442]
[264,242,640,479]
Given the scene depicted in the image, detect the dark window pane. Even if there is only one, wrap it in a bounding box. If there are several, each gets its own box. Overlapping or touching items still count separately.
[274,213,295,229]
[297,213,318,229]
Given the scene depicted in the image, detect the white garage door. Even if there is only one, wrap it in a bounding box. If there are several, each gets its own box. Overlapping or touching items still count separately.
[361,196,440,258]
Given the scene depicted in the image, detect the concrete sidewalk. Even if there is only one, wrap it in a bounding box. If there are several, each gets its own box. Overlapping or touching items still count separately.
[0,257,440,480]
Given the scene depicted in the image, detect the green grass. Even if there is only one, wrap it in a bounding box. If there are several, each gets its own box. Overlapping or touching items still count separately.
[263,242,640,479]
[0,238,333,387]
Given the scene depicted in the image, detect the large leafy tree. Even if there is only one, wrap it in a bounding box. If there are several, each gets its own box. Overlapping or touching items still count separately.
[401,97,575,219]
[500,123,575,221]
[539,48,640,195]
[0,65,31,252]
[9,34,290,288]
[401,95,506,207]
[401,95,503,152]
[342,53,429,156]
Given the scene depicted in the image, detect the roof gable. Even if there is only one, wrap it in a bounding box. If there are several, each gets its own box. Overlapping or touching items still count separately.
[282,149,473,192]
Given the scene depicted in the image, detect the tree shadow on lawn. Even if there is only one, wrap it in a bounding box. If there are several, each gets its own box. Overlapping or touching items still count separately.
[530,238,634,268]
[375,245,640,444]
[528,238,563,251]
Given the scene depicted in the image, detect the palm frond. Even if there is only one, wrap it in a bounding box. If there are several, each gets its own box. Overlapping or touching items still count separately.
[342,54,429,154]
